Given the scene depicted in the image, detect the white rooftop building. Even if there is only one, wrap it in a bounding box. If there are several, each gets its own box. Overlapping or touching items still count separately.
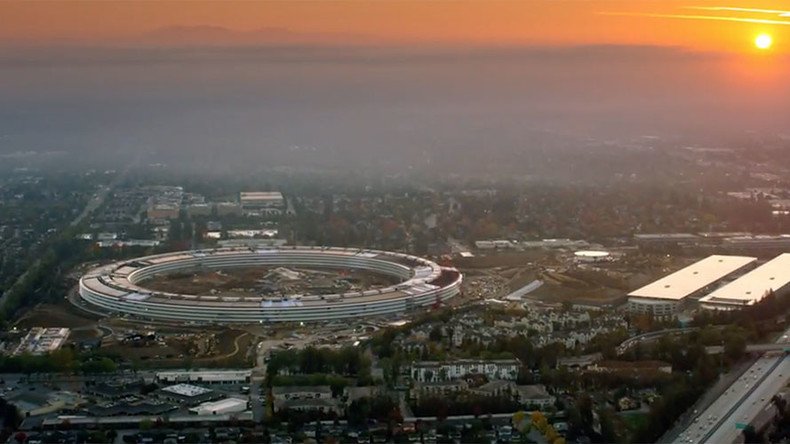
[160,384,213,398]
[627,255,757,318]
[13,328,70,356]
[240,192,284,216]
[574,250,611,263]
[699,253,790,310]
[189,398,248,416]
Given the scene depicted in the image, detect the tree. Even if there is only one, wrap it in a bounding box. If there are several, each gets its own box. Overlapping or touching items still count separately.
[724,334,747,363]
[742,425,762,444]
[429,326,443,342]
[512,411,530,433]
[139,418,153,430]
[531,411,548,432]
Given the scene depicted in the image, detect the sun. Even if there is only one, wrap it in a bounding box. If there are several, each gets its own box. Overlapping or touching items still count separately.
[755,33,773,50]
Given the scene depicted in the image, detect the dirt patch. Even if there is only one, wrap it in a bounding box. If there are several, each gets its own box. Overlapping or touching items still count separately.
[104,328,254,368]
[15,303,97,330]
[142,266,399,297]
[506,269,539,292]
[102,342,185,361]
[68,329,101,342]
[455,251,553,268]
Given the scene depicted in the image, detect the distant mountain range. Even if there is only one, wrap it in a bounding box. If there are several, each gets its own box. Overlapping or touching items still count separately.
[137,25,376,46]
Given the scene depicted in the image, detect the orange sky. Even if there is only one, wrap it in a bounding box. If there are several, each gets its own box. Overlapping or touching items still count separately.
[2,1,790,52]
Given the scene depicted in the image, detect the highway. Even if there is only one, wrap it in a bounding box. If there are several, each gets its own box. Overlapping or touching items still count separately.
[703,355,790,444]
[672,327,790,444]
[706,343,790,354]
[616,327,699,355]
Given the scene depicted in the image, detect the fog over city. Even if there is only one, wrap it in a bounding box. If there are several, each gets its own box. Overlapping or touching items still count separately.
[5,2,790,442]
[2,43,789,176]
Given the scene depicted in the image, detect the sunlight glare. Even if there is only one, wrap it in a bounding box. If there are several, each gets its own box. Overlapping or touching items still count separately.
[755,33,773,50]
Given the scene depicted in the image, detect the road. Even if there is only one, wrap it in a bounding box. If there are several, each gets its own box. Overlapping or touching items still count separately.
[705,343,790,354]
[617,328,789,356]
[617,328,699,355]
[703,355,790,444]
[671,326,790,444]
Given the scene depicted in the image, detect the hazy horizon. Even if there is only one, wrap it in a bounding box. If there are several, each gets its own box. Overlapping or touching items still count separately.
[1,43,789,176]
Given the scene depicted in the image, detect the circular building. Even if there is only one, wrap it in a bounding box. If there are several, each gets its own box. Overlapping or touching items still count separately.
[78,246,462,323]
[573,250,611,263]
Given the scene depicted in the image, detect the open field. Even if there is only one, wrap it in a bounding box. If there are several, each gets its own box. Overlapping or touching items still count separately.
[453,251,554,268]
[527,281,626,305]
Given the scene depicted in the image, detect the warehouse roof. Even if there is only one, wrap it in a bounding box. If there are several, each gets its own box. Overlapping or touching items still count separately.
[627,255,757,301]
[699,253,790,307]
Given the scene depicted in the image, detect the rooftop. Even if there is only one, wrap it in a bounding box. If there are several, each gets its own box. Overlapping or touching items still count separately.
[189,398,247,414]
[699,253,790,307]
[160,384,213,398]
[574,250,610,258]
[516,384,551,399]
[156,369,251,380]
[272,385,332,395]
[413,358,520,367]
[627,255,757,301]
[240,191,283,201]
[634,233,699,240]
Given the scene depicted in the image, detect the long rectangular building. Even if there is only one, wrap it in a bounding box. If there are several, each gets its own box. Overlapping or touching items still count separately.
[722,235,790,251]
[699,253,790,309]
[627,255,757,318]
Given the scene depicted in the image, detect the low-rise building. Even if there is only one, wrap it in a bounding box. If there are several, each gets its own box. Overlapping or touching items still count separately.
[155,370,251,385]
[699,253,790,310]
[410,359,520,382]
[271,386,332,401]
[556,353,603,370]
[186,203,213,218]
[156,384,220,406]
[13,328,70,356]
[189,398,248,416]
[84,381,145,400]
[216,202,242,216]
[240,191,284,217]
[515,385,555,408]
[147,203,180,221]
[7,391,85,418]
[470,380,514,397]
[627,255,756,319]
[274,398,342,415]
[86,401,176,417]
[271,386,338,414]
[412,380,469,401]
